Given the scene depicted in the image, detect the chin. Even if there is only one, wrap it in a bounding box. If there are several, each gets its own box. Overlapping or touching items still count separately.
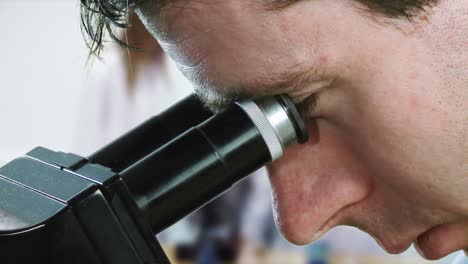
[370,225,431,255]
[336,219,422,256]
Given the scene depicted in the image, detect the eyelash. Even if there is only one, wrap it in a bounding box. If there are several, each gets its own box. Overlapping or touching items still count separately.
[293,93,319,120]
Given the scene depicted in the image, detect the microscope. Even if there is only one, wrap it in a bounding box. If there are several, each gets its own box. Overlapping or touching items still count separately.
[0,94,308,264]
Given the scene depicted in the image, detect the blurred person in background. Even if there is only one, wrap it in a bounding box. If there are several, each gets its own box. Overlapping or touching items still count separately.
[74,14,275,264]
[74,13,197,256]
[75,15,192,152]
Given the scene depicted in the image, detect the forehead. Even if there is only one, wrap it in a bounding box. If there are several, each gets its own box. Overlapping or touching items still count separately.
[147,0,286,12]
[136,0,318,102]
[137,0,293,33]
[142,0,262,38]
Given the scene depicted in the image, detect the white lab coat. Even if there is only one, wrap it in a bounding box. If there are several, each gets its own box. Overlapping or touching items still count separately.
[74,49,193,156]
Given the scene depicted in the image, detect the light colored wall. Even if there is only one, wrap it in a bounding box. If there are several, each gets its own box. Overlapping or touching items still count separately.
[0,1,87,163]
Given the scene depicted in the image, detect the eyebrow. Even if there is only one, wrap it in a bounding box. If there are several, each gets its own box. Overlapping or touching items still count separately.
[195,67,319,116]
[230,67,313,101]
[236,78,319,121]
[239,73,320,119]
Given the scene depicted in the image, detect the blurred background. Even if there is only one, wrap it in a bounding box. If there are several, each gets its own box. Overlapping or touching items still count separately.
[0,1,462,263]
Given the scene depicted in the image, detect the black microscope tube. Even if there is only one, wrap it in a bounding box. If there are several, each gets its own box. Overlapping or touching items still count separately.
[120,104,271,234]
[87,94,213,173]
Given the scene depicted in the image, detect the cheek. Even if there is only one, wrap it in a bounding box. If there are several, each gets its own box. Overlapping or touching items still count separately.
[268,121,372,244]
[332,25,464,209]
[333,80,465,214]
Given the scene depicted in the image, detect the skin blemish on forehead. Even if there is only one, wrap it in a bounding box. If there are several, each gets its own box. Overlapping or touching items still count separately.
[408,71,419,80]
[319,55,329,65]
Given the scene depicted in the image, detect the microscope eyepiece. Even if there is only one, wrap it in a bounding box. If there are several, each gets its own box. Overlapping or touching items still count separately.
[120,95,308,233]
[236,95,308,160]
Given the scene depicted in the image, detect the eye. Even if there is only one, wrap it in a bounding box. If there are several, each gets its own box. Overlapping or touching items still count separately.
[293,93,320,120]
[294,97,320,144]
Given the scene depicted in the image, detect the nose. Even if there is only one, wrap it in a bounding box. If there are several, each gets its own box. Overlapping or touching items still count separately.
[267,119,372,244]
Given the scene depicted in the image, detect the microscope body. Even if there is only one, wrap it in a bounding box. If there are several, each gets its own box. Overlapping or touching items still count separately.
[0,94,307,264]
[0,147,169,264]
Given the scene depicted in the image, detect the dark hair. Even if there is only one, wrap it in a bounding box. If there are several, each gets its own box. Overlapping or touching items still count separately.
[80,0,138,58]
[80,0,438,57]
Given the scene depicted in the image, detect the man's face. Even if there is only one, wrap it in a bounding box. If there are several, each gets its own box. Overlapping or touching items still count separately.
[135,0,468,259]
